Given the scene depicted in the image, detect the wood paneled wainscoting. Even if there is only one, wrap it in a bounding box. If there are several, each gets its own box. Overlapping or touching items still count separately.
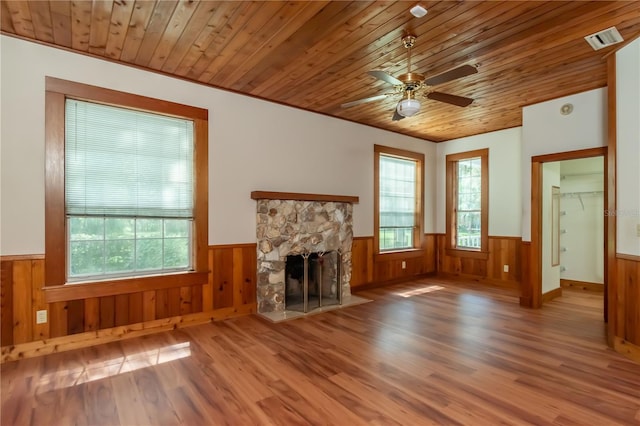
[613,255,640,363]
[0,244,257,362]
[436,234,522,287]
[350,234,437,289]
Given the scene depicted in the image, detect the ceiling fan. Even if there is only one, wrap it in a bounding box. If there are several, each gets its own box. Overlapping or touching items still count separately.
[341,34,477,121]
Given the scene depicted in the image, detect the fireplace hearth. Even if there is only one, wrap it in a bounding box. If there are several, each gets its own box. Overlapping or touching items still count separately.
[251,192,358,316]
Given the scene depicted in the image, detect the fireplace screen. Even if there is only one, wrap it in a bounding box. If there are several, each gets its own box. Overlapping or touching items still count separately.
[285,251,341,313]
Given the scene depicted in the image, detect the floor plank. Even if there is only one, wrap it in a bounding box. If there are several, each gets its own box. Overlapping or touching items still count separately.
[2,278,639,425]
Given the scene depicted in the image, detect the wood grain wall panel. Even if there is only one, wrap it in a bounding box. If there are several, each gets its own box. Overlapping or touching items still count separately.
[180,286,192,315]
[520,242,532,307]
[437,234,521,286]
[203,248,214,312]
[30,259,48,340]
[66,299,84,335]
[155,289,169,319]
[49,301,67,338]
[618,258,640,345]
[114,294,130,327]
[128,292,143,324]
[240,246,257,306]
[351,235,436,289]
[212,247,234,309]
[4,243,638,363]
[0,245,240,353]
[167,287,181,317]
[99,296,115,329]
[84,297,99,332]
[1,260,13,346]
[142,290,156,322]
[350,237,373,288]
[423,234,437,273]
[372,259,392,283]
[461,257,485,277]
[191,283,203,314]
[12,260,33,344]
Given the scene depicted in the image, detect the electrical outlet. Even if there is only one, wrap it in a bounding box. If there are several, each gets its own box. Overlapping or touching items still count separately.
[401,261,406,269]
[503,264,509,273]
[36,310,47,324]
[637,224,640,237]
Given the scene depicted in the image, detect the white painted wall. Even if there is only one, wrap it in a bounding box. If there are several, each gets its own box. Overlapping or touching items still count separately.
[542,162,561,294]
[435,127,522,236]
[559,157,604,284]
[616,37,640,256]
[521,88,607,241]
[0,36,437,255]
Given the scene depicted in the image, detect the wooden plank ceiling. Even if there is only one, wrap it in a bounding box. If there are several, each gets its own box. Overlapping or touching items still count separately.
[2,1,639,142]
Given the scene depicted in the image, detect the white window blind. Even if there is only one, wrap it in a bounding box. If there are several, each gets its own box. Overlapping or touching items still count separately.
[379,155,416,250]
[65,99,194,218]
[65,99,194,280]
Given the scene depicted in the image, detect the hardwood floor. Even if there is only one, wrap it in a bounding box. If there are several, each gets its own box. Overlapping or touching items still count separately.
[2,277,639,425]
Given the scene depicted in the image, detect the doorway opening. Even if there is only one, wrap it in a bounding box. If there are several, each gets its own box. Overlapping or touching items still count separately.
[529,147,608,322]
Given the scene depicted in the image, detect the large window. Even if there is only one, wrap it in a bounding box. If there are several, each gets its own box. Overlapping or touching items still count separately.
[45,78,208,297]
[65,100,194,280]
[446,149,488,257]
[374,145,424,253]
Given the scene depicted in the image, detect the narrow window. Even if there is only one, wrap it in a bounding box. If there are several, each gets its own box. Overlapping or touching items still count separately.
[446,149,488,257]
[374,145,424,253]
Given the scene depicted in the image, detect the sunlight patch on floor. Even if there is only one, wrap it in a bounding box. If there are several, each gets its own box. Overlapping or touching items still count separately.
[36,342,191,393]
[394,285,445,298]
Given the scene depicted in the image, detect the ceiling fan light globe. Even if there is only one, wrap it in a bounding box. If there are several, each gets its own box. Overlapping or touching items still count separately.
[397,98,421,117]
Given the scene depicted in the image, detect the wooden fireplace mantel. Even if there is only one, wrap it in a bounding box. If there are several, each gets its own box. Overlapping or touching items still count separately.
[250,191,359,203]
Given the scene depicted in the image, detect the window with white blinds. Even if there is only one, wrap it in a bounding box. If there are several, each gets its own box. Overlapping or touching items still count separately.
[65,99,195,280]
[378,154,417,251]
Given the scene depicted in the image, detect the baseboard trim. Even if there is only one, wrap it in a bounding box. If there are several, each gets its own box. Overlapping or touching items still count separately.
[542,287,563,303]
[1,304,255,363]
[436,272,520,289]
[613,337,640,364]
[560,279,604,292]
[351,272,437,292]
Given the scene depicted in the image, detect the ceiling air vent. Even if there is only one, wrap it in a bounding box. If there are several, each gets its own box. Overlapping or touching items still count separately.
[584,27,624,51]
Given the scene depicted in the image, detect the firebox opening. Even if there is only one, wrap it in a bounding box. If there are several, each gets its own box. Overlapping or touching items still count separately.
[285,251,341,313]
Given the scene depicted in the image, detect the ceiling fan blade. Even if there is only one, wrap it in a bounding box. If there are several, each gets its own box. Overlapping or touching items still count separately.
[341,94,388,108]
[427,92,474,107]
[368,70,402,86]
[424,64,477,86]
[392,109,405,121]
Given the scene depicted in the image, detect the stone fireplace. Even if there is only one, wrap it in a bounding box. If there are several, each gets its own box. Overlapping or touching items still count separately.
[251,191,358,316]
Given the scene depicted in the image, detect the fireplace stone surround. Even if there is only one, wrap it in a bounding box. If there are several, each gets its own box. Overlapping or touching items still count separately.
[251,192,358,316]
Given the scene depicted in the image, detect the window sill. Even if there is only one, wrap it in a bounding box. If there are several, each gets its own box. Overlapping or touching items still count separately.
[44,270,208,303]
[445,248,489,260]
[375,248,425,262]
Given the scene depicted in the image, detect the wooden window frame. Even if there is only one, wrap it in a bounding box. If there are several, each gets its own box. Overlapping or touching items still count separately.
[374,144,424,258]
[44,77,208,302]
[445,148,489,260]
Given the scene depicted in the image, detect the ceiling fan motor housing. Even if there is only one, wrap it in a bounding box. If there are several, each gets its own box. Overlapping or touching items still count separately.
[398,72,426,90]
[402,35,417,48]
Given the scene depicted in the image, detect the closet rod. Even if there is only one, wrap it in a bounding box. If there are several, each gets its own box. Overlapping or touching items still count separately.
[560,172,603,180]
[561,190,604,197]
